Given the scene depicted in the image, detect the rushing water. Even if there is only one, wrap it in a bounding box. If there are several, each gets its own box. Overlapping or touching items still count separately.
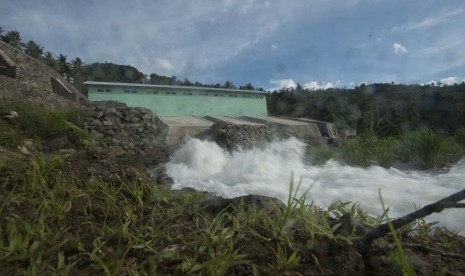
[165,137,465,233]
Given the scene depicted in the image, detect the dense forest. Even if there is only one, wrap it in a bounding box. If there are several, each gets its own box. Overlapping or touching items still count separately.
[2,27,464,137]
[268,83,465,136]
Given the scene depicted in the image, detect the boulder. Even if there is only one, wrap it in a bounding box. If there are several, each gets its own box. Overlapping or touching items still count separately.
[200,194,285,215]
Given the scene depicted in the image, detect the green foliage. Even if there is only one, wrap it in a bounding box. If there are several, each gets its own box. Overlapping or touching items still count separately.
[1,30,25,49]
[338,129,464,169]
[24,40,44,59]
[378,190,415,276]
[453,127,465,148]
[1,102,90,147]
[0,124,21,149]
[267,83,465,137]
[395,128,464,169]
[341,133,396,167]
[14,104,68,139]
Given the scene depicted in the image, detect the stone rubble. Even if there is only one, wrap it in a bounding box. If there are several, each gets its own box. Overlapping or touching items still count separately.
[83,101,168,167]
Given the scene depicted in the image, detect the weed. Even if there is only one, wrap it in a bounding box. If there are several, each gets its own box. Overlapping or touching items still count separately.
[379,190,415,276]
[269,244,300,273]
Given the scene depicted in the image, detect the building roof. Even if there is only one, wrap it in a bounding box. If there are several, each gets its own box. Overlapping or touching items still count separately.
[83,81,267,94]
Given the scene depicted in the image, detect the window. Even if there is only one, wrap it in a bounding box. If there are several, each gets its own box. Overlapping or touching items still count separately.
[146,91,151,94]
[171,92,176,95]
[97,89,104,92]
[124,89,130,93]
[131,90,137,93]
[229,94,234,97]
[188,92,193,95]
[153,91,158,94]
[214,94,218,96]
[105,89,111,92]
[165,92,170,95]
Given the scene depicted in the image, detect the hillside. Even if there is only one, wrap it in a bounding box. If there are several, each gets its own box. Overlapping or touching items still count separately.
[0,40,88,110]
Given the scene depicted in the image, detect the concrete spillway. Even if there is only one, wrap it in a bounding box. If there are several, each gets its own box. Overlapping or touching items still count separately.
[155,115,344,146]
[240,116,322,139]
[292,117,339,139]
[204,116,264,126]
[154,116,213,145]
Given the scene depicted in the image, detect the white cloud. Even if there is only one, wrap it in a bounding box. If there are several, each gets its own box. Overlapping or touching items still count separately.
[393,43,408,54]
[421,77,465,86]
[304,81,339,90]
[440,77,465,85]
[268,79,341,91]
[404,9,465,32]
[269,79,297,91]
[153,58,175,71]
[271,44,278,50]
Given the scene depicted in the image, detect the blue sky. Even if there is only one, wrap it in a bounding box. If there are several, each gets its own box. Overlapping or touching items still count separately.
[2,0,465,90]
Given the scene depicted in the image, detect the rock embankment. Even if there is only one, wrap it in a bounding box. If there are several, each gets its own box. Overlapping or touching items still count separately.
[207,121,273,151]
[83,101,168,166]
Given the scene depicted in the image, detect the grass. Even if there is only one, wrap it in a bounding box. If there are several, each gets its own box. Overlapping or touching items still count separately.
[0,102,90,149]
[3,152,432,275]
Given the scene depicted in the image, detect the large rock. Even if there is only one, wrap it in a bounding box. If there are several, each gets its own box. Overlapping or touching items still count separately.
[207,121,273,151]
[200,195,285,214]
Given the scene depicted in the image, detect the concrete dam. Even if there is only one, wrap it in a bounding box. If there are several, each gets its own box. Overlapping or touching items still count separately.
[83,81,354,146]
[154,115,345,145]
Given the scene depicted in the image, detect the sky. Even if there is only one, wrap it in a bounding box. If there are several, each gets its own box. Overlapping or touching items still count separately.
[2,0,465,90]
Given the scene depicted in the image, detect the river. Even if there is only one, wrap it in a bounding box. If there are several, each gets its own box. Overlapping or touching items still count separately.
[165,137,465,233]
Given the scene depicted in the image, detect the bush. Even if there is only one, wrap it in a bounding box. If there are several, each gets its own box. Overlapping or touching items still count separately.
[340,133,396,167]
[453,127,465,148]
[11,104,67,138]
[0,125,21,149]
[1,102,89,147]
[394,128,464,169]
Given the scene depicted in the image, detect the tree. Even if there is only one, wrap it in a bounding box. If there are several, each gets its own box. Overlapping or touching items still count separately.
[223,80,236,89]
[1,30,25,50]
[182,78,193,86]
[24,40,44,59]
[57,54,71,80]
[70,57,84,85]
[240,83,255,90]
[43,52,56,68]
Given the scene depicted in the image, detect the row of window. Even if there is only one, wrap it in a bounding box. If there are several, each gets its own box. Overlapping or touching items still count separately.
[123,89,137,94]
[96,89,264,99]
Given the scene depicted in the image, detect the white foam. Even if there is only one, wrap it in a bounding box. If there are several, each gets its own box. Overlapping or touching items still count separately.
[165,138,465,232]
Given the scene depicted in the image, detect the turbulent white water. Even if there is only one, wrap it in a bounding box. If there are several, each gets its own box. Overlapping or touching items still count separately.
[165,138,465,233]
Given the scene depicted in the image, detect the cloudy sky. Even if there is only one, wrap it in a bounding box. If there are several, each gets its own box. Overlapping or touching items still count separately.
[2,0,465,90]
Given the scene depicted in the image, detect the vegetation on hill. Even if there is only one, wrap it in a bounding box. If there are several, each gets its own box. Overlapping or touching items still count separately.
[268,83,465,137]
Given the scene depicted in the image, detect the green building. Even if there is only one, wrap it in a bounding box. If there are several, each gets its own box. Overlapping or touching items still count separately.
[84,81,268,117]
